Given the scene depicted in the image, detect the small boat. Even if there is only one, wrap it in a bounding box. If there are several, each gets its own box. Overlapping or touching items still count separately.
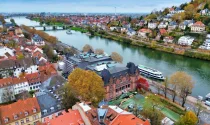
[66,29,72,34]
[138,65,165,80]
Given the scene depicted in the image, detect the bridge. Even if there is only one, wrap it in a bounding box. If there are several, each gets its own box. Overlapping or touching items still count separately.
[29,25,72,31]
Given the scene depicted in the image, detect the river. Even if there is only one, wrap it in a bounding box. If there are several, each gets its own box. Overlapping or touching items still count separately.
[7,17,210,97]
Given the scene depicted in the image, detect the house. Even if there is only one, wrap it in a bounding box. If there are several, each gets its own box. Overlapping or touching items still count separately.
[170,7,184,14]
[0,97,41,125]
[35,91,63,122]
[200,9,210,16]
[12,77,30,95]
[179,20,195,30]
[4,22,14,29]
[72,102,150,125]
[158,21,168,29]
[200,39,210,50]
[32,34,45,46]
[178,36,195,46]
[191,21,205,32]
[159,29,167,36]
[127,28,136,36]
[148,20,158,29]
[15,27,24,37]
[0,78,16,103]
[138,28,152,38]
[163,36,174,43]
[26,72,42,91]
[43,109,84,125]
[168,21,178,31]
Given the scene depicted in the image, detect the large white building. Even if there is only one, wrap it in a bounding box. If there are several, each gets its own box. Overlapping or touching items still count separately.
[178,36,195,46]
[148,21,157,29]
[13,77,30,95]
[191,21,205,32]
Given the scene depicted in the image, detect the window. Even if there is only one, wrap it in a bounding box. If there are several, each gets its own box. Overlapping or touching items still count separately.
[14,114,18,120]
[4,118,8,123]
[26,118,30,122]
[33,108,36,113]
[20,120,24,125]
[15,121,19,125]
[25,111,28,116]
[33,115,36,120]
[50,107,54,112]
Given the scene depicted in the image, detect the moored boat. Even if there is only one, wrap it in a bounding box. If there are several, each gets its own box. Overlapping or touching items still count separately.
[138,65,165,80]
[66,29,72,34]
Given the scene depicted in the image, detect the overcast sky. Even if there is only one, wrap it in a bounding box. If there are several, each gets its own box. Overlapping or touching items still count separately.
[0,0,190,13]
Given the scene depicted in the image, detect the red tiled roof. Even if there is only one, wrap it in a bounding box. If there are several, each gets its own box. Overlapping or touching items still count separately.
[0,97,41,125]
[139,28,152,33]
[0,77,13,88]
[44,109,84,125]
[159,29,167,35]
[25,72,41,83]
[110,114,150,125]
[192,21,205,27]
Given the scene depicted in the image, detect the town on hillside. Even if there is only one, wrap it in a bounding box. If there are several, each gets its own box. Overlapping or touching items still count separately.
[0,0,210,125]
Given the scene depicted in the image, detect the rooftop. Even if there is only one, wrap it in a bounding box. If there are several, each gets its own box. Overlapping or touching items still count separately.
[0,97,40,125]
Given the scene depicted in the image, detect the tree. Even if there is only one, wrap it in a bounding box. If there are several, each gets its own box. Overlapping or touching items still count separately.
[194,100,205,117]
[184,4,196,19]
[111,52,123,63]
[176,72,194,107]
[7,40,17,48]
[95,49,104,55]
[0,15,6,24]
[142,94,163,125]
[10,18,15,25]
[172,13,185,23]
[175,111,198,125]
[82,44,93,52]
[17,53,24,60]
[169,72,179,102]
[62,83,79,111]
[2,87,13,103]
[67,68,105,106]
[151,41,157,48]
[162,76,169,98]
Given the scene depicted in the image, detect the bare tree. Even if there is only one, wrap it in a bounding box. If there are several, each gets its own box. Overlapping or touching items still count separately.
[162,77,169,99]
[95,49,104,55]
[82,44,93,52]
[169,72,179,102]
[111,52,123,63]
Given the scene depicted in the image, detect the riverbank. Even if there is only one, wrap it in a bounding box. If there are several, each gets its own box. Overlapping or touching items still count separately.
[69,25,210,61]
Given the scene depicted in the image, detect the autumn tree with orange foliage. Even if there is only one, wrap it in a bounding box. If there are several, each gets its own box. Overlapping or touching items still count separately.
[67,68,105,106]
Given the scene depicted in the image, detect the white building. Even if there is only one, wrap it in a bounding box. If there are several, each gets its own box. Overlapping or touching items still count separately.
[14,65,39,77]
[32,34,45,46]
[191,21,205,32]
[148,21,157,29]
[158,21,168,29]
[12,77,30,95]
[0,47,14,58]
[200,35,210,50]
[178,36,194,46]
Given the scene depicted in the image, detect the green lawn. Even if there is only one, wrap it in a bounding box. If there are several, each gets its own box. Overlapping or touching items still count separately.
[70,27,88,33]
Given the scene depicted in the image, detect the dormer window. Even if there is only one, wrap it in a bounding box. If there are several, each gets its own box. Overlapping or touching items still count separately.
[57,104,61,109]
[50,107,54,112]
[43,109,47,115]
[33,108,36,113]
[4,118,9,123]
[14,114,18,120]
[25,111,28,116]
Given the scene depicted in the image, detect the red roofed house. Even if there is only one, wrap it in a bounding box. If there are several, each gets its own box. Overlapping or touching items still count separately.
[0,77,15,103]
[191,21,205,32]
[72,102,150,125]
[159,29,167,36]
[44,109,84,125]
[138,28,152,38]
[0,97,41,125]
[25,72,42,91]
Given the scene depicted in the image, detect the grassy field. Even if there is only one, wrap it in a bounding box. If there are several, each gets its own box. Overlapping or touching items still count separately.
[71,27,88,33]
